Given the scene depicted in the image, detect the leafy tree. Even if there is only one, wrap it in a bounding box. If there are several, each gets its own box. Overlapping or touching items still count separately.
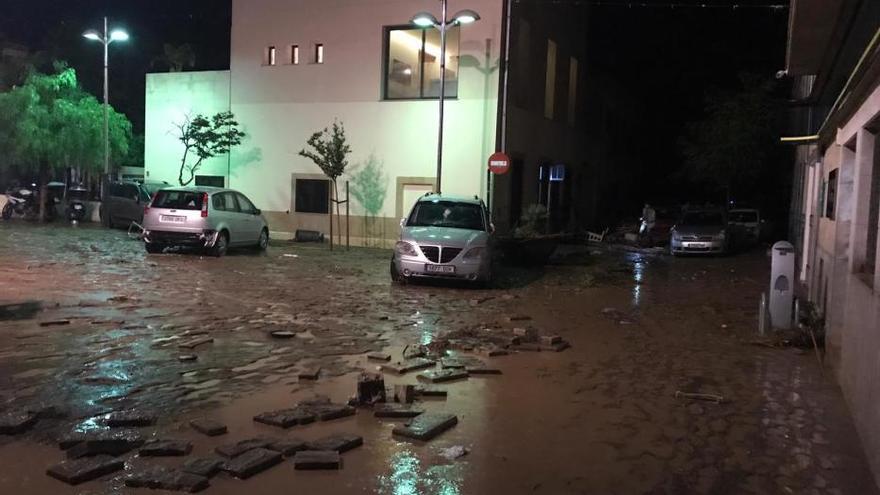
[299,121,352,247]
[349,153,387,246]
[173,111,245,186]
[151,43,197,72]
[679,73,780,204]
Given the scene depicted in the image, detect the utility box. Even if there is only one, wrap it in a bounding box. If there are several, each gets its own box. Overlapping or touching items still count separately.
[770,241,795,329]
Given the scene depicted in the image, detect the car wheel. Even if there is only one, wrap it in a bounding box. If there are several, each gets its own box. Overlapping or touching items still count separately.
[145,242,164,254]
[1,204,12,220]
[256,228,269,251]
[210,231,229,257]
[390,261,405,284]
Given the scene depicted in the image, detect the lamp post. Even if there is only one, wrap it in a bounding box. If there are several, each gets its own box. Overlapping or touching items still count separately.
[411,3,480,194]
[84,17,128,193]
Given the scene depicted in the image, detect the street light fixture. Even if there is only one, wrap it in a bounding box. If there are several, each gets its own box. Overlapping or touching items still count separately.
[410,1,480,194]
[83,17,128,197]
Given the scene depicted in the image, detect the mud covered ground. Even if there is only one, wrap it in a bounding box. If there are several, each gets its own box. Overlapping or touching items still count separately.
[0,222,876,494]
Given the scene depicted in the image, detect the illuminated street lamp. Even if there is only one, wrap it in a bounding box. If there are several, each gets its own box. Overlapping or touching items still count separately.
[83,17,129,191]
[410,3,480,194]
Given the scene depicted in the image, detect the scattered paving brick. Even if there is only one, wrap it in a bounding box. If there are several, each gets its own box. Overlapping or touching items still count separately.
[540,335,562,346]
[105,410,156,427]
[394,384,416,404]
[357,372,386,404]
[126,465,209,493]
[298,367,321,380]
[402,346,425,359]
[178,355,198,362]
[182,457,225,478]
[374,403,425,418]
[27,403,68,419]
[189,419,227,437]
[367,352,391,362]
[482,347,509,357]
[380,358,436,374]
[266,438,308,456]
[253,408,315,428]
[220,448,282,479]
[413,386,447,398]
[540,341,571,352]
[270,330,296,339]
[215,438,274,458]
[293,450,341,470]
[418,369,469,383]
[511,343,543,352]
[177,337,213,349]
[392,413,458,441]
[439,357,468,369]
[0,410,37,435]
[140,438,193,456]
[466,366,503,375]
[63,430,145,458]
[46,455,125,485]
[507,315,532,322]
[39,319,71,327]
[306,434,363,453]
[313,403,356,421]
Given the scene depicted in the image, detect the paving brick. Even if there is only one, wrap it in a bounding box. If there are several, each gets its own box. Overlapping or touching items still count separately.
[367,352,391,362]
[0,410,37,435]
[393,384,416,404]
[306,434,363,453]
[178,337,213,349]
[126,465,209,492]
[298,367,321,380]
[189,419,227,437]
[413,386,447,398]
[253,408,315,428]
[465,366,502,375]
[140,438,193,456]
[418,369,468,383]
[182,457,224,478]
[270,330,296,339]
[293,450,341,470]
[178,354,198,362]
[46,455,124,485]
[63,430,145,459]
[215,438,273,458]
[266,438,308,457]
[105,410,156,427]
[540,335,562,346]
[313,403,356,421]
[220,448,282,479]
[380,358,436,374]
[374,403,425,418]
[540,341,571,352]
[392,413,458,441]
[357,372,386,404]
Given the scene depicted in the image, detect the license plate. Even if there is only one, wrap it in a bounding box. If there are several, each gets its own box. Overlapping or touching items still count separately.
[160,215,185,223]
[426,264,455,274]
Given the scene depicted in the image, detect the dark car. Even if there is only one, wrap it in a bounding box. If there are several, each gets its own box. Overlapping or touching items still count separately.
[100,180,168,228]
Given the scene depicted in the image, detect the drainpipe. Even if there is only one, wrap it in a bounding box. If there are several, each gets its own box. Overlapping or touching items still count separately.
[490,0,513,215]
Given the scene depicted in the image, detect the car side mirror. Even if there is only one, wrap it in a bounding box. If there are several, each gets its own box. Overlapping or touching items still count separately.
[254,208,261,216]
[400,218,406,228]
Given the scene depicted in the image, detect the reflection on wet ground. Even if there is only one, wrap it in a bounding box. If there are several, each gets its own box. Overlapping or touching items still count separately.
[0,223,877,494]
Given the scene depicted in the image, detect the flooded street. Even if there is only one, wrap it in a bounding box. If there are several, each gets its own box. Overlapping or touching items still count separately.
[0,222,876,494]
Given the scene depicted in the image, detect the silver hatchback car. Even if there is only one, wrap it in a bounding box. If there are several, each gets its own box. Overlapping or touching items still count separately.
[143,187,269,256]
[391,193,493,285]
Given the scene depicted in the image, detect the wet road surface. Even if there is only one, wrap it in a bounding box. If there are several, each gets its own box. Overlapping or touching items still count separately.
[0,222,877,494]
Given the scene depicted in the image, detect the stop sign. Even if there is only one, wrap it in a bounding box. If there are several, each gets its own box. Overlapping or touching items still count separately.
[488,152,510,175]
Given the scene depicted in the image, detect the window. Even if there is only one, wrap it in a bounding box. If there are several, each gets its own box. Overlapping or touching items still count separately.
[406,201,486,231]
[265,46,276,66]
[195,175,224,188]
[152,190,204,210]
[315,43,324,64]
[295,179,330,214]
[290,45,300,65]
[567,57,578,126]
[544,40,557,119]
[212,192,239,212]
[236,193,258,214]
[825,169,838,219]
[384,26,459,99]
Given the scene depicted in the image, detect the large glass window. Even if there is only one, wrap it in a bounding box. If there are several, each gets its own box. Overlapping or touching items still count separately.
[295,179,330,214]
[384,26,459,100]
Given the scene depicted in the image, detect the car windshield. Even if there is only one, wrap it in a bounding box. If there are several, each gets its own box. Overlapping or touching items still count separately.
[407,201,485,231]
[152,190,204,210]
[680,211,724,226]
[730,211,758,222]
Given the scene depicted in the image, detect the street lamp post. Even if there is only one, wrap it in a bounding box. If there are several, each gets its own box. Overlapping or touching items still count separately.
[84,18,128,194]
[411,3,480,194]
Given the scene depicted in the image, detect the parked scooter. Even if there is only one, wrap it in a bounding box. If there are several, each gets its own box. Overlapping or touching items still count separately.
[2,183,39,220]
[66,184,89,222]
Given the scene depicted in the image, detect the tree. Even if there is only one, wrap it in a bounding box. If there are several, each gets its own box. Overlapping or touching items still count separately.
[299,121,352,247]
[679,73,780,204]
[173,111,245,186]
[151,43,197,72]
[349,153,387,246]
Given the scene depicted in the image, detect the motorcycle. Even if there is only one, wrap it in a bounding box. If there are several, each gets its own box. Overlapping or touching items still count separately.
[2,184,39,220]
[66,184,89,222]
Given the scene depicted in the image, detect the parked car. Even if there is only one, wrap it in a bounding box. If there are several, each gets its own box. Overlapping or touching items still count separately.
[142,187,269,256]
[728,208,762,244]
[101,180,168,228]
[670,209,729,256]
[391,193,494,286]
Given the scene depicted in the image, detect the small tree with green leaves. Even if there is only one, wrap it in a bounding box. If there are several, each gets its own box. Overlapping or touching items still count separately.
[350,153,387,246]
[299,120,351,246]
[174,111,245,186]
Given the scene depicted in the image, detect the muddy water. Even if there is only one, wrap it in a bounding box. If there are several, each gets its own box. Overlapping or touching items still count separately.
[0,223,877,494]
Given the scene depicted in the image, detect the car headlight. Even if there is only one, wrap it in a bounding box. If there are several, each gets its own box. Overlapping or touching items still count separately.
[463,246,486,259]
[395,241,418,256]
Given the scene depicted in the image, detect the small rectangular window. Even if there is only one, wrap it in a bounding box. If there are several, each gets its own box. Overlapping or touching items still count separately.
[195,175,225,188]
[544,40,557,120]
[315,43,324,64]
[266,45,276,66]
[295,179,330,214]
[291,45,299,65]
[567,57,578,126]
[825,169,838,219]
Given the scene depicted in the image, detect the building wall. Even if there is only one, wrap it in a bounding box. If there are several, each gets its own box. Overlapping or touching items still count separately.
[146,0,503,241]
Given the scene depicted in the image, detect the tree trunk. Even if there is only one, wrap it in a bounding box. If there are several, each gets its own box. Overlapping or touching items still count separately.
[334,180,341,247]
